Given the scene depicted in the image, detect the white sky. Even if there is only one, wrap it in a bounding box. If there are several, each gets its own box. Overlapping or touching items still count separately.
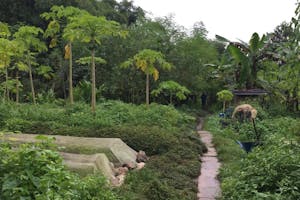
[131,0,298,41]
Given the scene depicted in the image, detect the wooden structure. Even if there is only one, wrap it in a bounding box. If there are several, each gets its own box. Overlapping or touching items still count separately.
[232,89,268,103]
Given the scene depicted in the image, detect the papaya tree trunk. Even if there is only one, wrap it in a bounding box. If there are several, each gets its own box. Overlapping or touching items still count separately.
[68,42,74,105]
[28,56,36,104]
[91,48,96,114]
[223,101,226,112]
[5,64,9,101]
[16,70,19,103]
[146,73,149,106]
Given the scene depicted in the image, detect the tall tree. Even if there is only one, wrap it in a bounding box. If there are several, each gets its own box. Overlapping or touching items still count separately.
[42,5,89,104]
[14,26,47,104]
[0,22,19,101]
[65,14,127,113]
[122,49,172,105]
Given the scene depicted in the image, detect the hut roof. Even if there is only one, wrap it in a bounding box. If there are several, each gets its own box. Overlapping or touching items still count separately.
[232,89,268,96]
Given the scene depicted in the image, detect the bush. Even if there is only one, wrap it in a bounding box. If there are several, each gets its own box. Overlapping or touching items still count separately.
[0,141,118,200]
[222,139,300,199]
[206,110,300,200]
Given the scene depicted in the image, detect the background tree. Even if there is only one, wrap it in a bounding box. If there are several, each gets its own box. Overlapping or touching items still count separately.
[14,26,47,104]
[122,49,172,105]
[0,22,19,101]
[42,6,89,104]
[65,14,127,113]
[151,80,190,104]
[167,24,220,104]
[217,90,233,112]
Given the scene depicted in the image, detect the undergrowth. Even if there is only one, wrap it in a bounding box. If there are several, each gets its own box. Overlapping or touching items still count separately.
[205,105,300,200]
[0,101,206,199]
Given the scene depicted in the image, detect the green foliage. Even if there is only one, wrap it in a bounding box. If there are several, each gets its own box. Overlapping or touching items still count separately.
[222,140,300,199]
[0,101,195,154]
[0,101,204,199]
[36,65,54,80]
[36,89,57,104]
[121,49,173,105]
[217,90,233,112]
[217,90,233,102]
[217,32,268,88]
[0,22,10,38]
[206,108,300,199]
[122,49,172,81]
[0,141,118,200]
[152,80,190,104]
[76,56,106,65]
[14,26,47,53]
[64,14,127,46]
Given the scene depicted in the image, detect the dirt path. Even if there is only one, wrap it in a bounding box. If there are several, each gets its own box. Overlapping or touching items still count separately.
[197,118,221,199]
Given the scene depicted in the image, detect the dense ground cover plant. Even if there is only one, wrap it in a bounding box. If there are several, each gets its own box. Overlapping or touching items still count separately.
[0,139,119,200]
[222,138,300,199]
[206,108,300,200]
[0,101,205,199]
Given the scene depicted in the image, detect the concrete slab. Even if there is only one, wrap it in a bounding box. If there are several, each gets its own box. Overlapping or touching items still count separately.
[2,133,137,167]
[60,152,116,182]
[1,133,138,185]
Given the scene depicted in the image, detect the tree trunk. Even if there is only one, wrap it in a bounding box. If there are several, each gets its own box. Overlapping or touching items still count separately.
[170,93,173,105]
[146,73,149,106]
[91,49,96,114]
[223,101,226,112]
[68,42,74,105]
[16,70,19,103]
[5,64,9,101]
[28,57,36,104]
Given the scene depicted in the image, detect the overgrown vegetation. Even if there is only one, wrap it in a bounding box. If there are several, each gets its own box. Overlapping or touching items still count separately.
[0,101,206,199]
[206,102,300,199]
[0,0,300,199]
[0,139,119,200]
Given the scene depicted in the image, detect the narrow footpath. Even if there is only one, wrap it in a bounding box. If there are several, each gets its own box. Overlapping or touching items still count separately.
[197,118,221,200]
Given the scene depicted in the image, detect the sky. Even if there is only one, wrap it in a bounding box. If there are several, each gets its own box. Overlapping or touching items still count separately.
[131,0,298,41]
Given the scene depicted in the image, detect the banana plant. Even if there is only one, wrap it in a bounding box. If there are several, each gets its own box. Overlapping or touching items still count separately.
[216,33,271,89]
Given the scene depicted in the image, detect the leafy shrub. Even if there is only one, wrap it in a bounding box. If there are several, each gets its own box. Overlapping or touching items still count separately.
[222,139,300,199]
[206,111,300,200]
[0,141,118,200]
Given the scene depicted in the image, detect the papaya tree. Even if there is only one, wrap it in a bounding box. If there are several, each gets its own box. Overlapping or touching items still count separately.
[0,38,16,101]
[122,49,173,105]
[151,80,190,104]
[14,26,47,104]
[0,22,19,101]
[13,62,28,103]
[217,89,233,112]
[42,6,89,104]
[65,14,127,113]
